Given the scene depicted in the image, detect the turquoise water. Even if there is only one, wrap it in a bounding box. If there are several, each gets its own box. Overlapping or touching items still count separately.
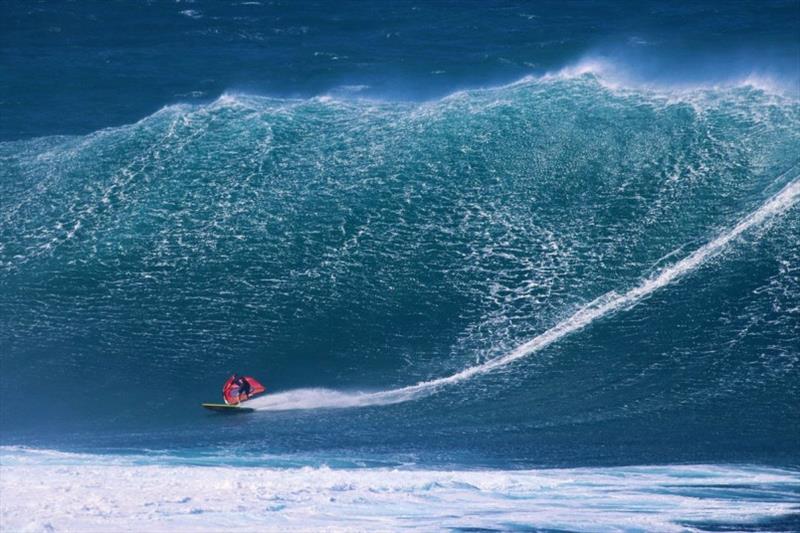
[1,0,800,473]
[2,75,798,470]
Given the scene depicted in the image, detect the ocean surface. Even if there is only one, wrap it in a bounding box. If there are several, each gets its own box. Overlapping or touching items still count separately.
[1,1,799,530]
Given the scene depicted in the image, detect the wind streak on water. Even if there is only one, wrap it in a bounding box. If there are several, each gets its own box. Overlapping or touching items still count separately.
[250,176,800,411]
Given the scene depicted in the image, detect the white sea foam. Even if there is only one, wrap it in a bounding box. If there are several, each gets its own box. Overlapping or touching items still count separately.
[255,177,800,412]
[247,388,384,411]
[542,57,620,82]
[1,448,797,532]
[180,9,203,19]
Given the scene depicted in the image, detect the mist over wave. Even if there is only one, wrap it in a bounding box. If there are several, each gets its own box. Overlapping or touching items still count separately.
[539,57,799,97]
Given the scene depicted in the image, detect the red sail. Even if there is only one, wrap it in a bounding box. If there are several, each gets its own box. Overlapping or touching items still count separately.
[222,376,266,404]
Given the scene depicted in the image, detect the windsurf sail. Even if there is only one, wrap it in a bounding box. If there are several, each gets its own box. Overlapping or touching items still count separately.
[222,376,266,404]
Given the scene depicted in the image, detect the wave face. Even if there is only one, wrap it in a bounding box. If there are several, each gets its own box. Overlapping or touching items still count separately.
[1,74,799,466]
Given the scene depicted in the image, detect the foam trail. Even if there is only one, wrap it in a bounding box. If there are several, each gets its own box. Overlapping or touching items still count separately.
[248,388,384,410]
[253,177,800,412]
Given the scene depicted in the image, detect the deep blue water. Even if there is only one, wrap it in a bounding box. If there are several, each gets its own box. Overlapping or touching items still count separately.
[3,0,799,140]
[1,0,799,472]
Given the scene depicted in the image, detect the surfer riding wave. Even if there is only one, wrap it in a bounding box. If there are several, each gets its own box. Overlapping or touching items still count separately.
[223,374,265,405]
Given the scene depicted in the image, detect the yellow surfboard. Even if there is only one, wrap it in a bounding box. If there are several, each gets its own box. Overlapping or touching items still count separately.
[201,403,255,413]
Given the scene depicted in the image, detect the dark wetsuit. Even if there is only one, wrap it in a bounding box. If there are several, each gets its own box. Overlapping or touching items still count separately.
[236,377,252,398]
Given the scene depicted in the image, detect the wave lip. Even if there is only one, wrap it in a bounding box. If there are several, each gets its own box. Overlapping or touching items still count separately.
[538,54,800,97]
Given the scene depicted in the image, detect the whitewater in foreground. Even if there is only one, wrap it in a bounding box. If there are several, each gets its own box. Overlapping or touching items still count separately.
[1,448,798,532]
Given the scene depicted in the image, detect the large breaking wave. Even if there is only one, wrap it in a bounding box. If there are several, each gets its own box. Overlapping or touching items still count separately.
[1,69,798,460]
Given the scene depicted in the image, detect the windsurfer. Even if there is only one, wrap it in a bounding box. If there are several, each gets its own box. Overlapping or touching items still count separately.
[232,374,252,403]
